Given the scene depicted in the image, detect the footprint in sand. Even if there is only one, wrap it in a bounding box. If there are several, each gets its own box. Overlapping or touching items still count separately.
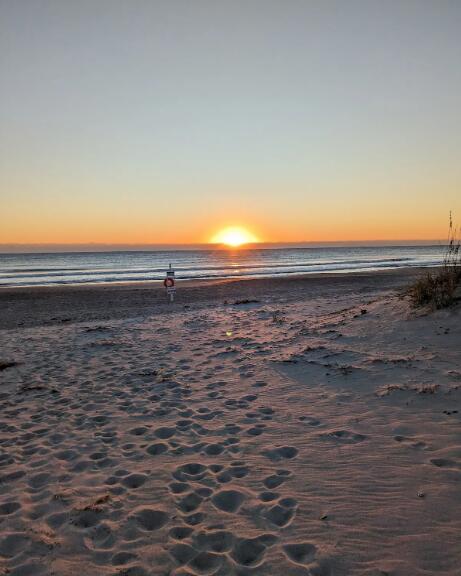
[146,442,169,455]
[111,551,138,566]
[194,529,235,553]
[0,470,25,483]
[84,521,118,550]
[169,542,198,565]
[154,426,176,440]
[323,430,366,443]
[121,473,147,489]
[0,533,31,558]
[128,426,149,436]
[221,423,242,435]
[130,507,169,531]
[90,415,110,427]
[211,489,246,513]
[71,509,101,529]
[252,380,268,388]
[247,425,266,436]
[262,446,298,462]
[188,550,224,574]
[262,469,292,489]
[173,463,208,482]
[394,435,427,450]
[263,475,286,489]
[177,492,203,514]
[46,511,69,530]
[28,471,51,489]
[214,463,249,484]
[54,448,79,461]
[227,462,249,478]
[169,526,195,541]
[202,443,226,456]
[169,481,191,494]
[240,394,258,403]
[176,418,193,431]
[299,415,321,426]
[194,409,223,422]
[230,534,278,567]
[183,512,205,526]
[263,500,298,528]
[283,542,317,566]
[259,491,280,502]
[170,536,227,570]
[0,501,21,515]
[195,487,213,498]
[430,458,461,469]
[258,406,275,421]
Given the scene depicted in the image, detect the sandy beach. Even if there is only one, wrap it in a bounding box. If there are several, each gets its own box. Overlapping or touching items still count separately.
[0,269,460,576]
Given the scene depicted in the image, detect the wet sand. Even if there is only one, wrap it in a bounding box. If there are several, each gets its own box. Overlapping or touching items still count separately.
[0,268,430,330]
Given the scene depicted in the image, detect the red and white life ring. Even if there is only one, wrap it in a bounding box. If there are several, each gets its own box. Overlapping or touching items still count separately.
[163,277,175,288]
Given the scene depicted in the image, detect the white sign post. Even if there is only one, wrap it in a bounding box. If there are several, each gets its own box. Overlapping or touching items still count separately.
[164,263,176,303]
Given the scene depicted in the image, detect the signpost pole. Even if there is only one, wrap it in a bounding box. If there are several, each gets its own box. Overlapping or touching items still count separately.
[164,263,176,303]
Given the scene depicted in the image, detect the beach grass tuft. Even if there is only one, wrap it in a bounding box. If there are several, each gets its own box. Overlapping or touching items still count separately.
[407,213,461,308]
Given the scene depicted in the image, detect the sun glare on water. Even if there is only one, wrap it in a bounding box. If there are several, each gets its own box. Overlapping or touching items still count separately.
[211,226,258,247]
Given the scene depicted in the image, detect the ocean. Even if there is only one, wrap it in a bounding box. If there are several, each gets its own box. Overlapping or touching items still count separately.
[0,245,447,288]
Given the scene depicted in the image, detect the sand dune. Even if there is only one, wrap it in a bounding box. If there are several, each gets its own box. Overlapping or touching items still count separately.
[0,273,460,575]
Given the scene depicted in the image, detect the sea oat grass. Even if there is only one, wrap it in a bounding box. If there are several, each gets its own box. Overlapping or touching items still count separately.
[407,213,461,308]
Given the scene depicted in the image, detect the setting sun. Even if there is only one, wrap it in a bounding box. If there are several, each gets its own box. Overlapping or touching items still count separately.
[211,226,259,247]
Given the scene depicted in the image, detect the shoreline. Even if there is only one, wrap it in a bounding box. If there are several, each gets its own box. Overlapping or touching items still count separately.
[0,264,441,291]
[0,267,430,330]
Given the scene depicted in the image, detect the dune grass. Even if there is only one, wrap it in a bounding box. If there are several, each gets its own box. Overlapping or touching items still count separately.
[407,213,460,309]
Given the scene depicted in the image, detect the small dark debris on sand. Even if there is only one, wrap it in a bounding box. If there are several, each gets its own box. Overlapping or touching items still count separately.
[233,299,260,305]
[0,361,18,371]
[84,326,109,333]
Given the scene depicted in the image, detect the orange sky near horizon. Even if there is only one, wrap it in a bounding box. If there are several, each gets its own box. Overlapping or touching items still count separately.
[0,198,457,246]
[1,177,459,246]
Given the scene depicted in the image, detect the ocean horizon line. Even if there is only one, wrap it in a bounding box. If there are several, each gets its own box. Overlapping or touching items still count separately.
[0,239,447,254]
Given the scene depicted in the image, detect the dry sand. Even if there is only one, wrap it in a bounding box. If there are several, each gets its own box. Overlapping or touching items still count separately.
[0,270,460,575]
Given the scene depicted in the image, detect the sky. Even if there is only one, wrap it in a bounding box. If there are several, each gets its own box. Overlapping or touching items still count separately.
[1,0,460,246]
